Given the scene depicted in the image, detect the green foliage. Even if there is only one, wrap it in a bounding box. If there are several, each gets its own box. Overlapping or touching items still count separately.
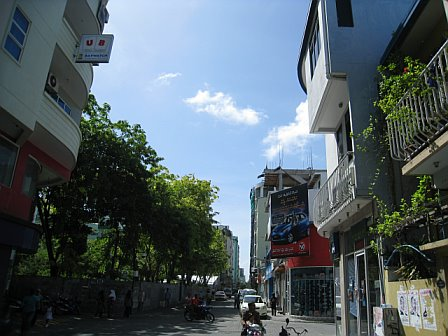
[15,242,50,276]
[375,56,426,119]
[358,56,426,155]
[371,175,437,240]
[358,56,438,280]
[19,94,228,282]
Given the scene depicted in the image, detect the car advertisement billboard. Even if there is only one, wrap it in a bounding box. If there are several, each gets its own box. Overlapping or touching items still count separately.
[270,184,310,258]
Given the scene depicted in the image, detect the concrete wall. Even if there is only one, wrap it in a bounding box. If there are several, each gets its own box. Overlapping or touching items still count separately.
[9,276,195,314]
[385,271,448,335]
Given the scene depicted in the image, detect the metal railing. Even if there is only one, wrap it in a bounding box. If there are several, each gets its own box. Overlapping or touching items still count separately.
[387,40,448,161]
[313,152,355,225]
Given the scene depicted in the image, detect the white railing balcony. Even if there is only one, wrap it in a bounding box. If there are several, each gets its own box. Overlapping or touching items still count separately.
[387,39,448,161]
[313,152,356,226]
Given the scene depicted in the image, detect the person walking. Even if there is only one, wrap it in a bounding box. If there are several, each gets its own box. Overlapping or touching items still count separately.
[234,292,240,309]
[107,289,116,318]
[44,303,53,328]
[123,290,133,318]
[95,290,105,317]
[21,288,39,336]
[137,289,145,312]
[164,288,171,309]
[270,293,277,316]
[30,289,42,327]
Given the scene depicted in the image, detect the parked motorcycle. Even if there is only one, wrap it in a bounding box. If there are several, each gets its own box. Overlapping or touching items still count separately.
[279,318,308,336]
[52,295,81,315]
[184,304,215,322]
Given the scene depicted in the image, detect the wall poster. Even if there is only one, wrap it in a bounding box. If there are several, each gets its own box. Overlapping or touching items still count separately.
[397,290,409,326]
[419,288,437,331]
[408,289,422,329]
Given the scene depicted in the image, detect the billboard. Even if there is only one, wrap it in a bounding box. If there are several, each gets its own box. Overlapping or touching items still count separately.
[270,184,310,258]
[76,34,114,63]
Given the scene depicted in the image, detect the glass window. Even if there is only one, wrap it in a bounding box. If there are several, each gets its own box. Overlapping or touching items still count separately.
[4,7,30,62]
[0,136,18,187]
[336,0,354,27]
[309,21,320,78]
[290,267,334,317]
[345,111,353,152]
[22,157,40,197]
[335,110,353,162]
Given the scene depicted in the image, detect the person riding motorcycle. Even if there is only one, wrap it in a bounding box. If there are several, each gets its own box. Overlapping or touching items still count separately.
[241,302,263,335]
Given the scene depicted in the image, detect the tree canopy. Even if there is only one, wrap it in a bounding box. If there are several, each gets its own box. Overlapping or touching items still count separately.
[18,95,228,283]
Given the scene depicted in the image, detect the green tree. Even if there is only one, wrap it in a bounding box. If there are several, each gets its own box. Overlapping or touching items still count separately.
[35,95,164,278]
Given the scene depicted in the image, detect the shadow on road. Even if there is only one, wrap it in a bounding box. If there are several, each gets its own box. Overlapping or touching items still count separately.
[27,300,243,335]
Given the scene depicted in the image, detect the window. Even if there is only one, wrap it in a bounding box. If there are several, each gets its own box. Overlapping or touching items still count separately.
[47,91,72,115]
[22,157,40,197]
[345,111,353,152]
[335,110,353,161]
[0,136,18,187]
[309,21,320,78]
[336,0,354,27]
[4,7,30,61]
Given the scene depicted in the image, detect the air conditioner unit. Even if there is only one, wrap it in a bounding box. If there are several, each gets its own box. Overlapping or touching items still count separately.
[46,72,59,93]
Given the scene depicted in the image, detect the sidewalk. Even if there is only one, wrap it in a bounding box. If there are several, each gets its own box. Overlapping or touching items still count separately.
[7,305,180,335]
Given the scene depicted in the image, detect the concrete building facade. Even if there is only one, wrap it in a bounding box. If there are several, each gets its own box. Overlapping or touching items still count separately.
[298,0,448,335]
[0,0,110,297]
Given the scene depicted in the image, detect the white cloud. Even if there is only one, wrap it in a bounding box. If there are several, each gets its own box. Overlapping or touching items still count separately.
[184,89,263,125]
[262,100,314,160]
[147,72,182,91]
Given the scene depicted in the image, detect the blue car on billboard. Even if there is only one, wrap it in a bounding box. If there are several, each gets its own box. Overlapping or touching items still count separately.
[271,212,310,244]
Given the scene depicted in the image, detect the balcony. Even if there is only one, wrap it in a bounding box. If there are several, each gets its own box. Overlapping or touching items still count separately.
[387,40,448,178]
[313,152,371,236]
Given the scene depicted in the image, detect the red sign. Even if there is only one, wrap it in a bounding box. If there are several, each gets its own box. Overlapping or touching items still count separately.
[271,236,310,258]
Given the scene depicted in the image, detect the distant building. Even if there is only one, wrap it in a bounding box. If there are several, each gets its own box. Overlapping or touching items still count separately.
[216,225,240,290]
[250,167,331,315]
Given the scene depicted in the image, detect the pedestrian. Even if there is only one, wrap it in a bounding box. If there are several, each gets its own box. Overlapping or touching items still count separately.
[234,292,240,309]
[123,290,133,318]
[270,293,277,316]
[137,289,145,312]
[30,289,42,327]
[107,289,116,318]
[44,302,53,328]
[164,288,171,309]
[95,290,105,317]
[21,288,39,335]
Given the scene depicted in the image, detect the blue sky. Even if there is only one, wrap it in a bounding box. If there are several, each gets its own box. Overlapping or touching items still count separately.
[91,0,326,280]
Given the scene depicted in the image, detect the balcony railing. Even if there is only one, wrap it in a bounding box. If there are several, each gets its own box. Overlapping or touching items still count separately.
[387,39,448,161]
[313,152,355,225]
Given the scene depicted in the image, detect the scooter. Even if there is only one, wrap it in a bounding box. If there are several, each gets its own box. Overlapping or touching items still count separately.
[279,318,308,336]
[184,304,215,322]
[242,323,265,336]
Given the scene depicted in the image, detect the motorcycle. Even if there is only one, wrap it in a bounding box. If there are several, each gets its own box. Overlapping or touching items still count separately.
[242,323,265,336]
[279,318,308,336]
[184,304,215,322]
[51,295,81,315]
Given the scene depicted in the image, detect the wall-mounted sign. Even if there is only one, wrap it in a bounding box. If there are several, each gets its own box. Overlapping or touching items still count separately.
[270,184,310,258]
[76,34,114,63]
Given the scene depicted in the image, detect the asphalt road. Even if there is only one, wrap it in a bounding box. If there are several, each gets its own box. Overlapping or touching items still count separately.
[17,300,335,335]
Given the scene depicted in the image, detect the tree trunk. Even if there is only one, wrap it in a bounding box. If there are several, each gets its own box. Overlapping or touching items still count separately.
[36,192,59,277]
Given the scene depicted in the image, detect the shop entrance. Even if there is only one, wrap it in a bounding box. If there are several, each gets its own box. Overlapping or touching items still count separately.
[347,252,369,335]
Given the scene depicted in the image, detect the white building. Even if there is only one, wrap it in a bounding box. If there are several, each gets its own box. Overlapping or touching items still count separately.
[0,0,110,296]
[216,225,240,290]
[297,1,418,334]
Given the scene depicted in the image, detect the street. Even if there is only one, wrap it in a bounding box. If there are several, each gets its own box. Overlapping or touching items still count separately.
[23,300,335,336]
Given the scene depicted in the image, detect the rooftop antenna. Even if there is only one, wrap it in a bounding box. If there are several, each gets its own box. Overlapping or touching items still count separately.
[309,147,313,170]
